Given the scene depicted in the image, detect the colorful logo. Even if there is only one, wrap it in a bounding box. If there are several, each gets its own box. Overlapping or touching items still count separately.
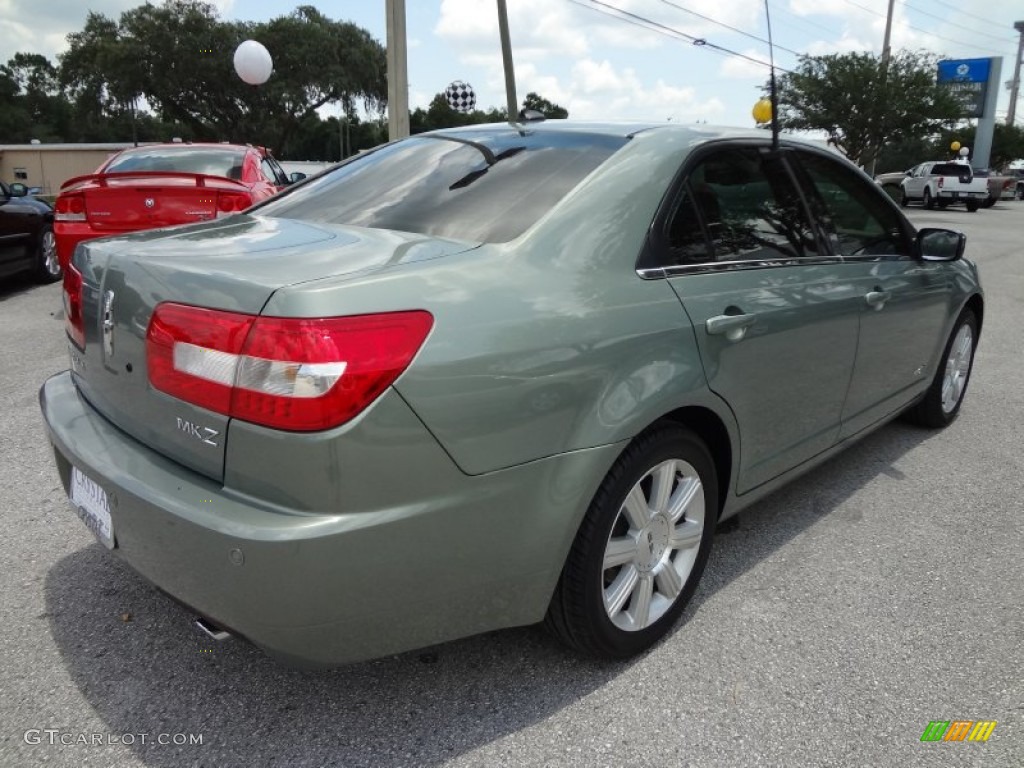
[920,721,997,742]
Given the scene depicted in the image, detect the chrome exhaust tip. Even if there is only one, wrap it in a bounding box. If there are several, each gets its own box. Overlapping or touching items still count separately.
[194,616,232,642]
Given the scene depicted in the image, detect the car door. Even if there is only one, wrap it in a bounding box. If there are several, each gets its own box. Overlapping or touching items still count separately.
[902,163,927,198]
[0,181,32,273]
[790,149,953,438]
[649,144,862,494]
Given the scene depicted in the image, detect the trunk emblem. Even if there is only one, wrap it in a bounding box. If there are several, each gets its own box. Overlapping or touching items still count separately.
[102,290,115,358]
[144,198,155,209]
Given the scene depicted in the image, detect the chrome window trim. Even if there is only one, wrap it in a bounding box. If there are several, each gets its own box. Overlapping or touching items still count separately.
[637,254,845,279]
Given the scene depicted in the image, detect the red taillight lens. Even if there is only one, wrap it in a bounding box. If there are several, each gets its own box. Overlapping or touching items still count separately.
[55,193,87,222]
[63,263,85,349]
[216,192,251,216]
[146,304,433,431]
[937,177,944,188]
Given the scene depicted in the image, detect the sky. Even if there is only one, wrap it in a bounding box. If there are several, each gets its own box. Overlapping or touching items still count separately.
[1,0,1022,129]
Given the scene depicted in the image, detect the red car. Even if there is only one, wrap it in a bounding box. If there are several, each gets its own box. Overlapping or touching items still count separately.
[54,143,293,271]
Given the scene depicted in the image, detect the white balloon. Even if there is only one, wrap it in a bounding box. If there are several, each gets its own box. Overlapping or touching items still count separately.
[234,40,273,86]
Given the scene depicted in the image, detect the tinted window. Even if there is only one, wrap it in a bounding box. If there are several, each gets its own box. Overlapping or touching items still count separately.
[796,151,911,258]
[105,147,247,178]
[930,163,972,178]
[256,132,626,243]
[665,147,818,264]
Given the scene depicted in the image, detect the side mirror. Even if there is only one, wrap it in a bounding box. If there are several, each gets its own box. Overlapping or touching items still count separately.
[904,170,912,176]
[9,183,27,196]
[917,228,965,262]
[288,172,306,184]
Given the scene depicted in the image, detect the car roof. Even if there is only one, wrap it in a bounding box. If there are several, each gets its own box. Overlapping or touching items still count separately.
[420,120,838,153]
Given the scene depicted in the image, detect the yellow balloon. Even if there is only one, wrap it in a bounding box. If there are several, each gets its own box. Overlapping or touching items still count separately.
[752,98,773,124]
[950,140,961,151]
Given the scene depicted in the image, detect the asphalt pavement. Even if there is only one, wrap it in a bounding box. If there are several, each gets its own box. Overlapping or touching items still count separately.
[0,201,1021,768]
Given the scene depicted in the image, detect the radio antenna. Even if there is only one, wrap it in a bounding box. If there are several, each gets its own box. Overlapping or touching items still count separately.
[764,0,780,149]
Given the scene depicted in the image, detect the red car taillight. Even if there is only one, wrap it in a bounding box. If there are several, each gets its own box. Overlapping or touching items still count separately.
[146,304,433,431]
[937,177,944,189]
[216,192,251,217]
[63,262,85,349]
[55,193,87,222]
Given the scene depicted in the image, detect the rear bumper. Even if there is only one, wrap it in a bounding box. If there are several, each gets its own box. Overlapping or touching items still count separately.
[54,223,100,272]
[935,191,986,200]
[39,372,620,666]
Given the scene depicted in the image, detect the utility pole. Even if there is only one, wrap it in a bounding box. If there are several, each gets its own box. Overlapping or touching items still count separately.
[867,0,897,175]
[1008,21,1024,126]
[385,0,409,141]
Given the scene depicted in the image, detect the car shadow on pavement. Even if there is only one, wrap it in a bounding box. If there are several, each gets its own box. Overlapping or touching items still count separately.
[43,419,935,768]
[0,273,42,302]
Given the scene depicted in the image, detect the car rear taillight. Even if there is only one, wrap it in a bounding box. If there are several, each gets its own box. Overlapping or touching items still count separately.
[146,304,433,431]
[937,177,944,189]
[216,192,251,217]
[55,193,87,222]
[63,262,85,349]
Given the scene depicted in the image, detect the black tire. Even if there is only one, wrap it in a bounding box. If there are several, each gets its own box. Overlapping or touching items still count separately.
[923,189,935,210]
[981,197,995,208]
[905,310,978,429]
[545,424,717,659]
[965,199,980,212]
[33,224,61,283]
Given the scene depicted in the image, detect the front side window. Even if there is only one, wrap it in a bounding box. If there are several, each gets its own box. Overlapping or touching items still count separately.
[795,151,911,258]
[664,146,818,265]
[256,132,626,243]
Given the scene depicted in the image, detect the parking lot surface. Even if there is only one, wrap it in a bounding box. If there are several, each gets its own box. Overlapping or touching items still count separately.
[0,203,1021,768]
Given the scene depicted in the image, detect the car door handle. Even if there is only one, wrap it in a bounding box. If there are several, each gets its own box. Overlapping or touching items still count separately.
[865,290,891,309]
[706,313,756,341]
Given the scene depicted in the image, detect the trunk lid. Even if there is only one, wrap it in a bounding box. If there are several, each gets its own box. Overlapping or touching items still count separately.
[64,172,247,231]
[69,214,476,481]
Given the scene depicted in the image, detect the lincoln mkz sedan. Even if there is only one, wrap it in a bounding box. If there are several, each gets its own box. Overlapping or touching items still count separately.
[40,122,982,667]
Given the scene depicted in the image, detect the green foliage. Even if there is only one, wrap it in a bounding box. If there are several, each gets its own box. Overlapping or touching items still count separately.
[410,91,569,133]
[774,50,964,168]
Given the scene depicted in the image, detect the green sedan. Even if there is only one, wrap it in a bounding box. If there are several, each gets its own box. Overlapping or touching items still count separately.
[40,122,982,667]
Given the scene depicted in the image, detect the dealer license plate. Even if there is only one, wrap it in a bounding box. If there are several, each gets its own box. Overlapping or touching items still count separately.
[70,466,115,549]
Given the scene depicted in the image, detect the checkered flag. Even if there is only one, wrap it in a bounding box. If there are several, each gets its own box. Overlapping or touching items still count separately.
[444,80,476,113]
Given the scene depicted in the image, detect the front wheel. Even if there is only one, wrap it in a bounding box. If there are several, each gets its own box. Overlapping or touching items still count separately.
[33,224,61,283]
[545,424,717,659]
[905,310,977,428]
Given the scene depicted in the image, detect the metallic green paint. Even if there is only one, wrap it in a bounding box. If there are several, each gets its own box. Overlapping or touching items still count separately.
[40,123,983,665]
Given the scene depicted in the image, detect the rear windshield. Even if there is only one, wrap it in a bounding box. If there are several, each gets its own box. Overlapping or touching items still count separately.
[930,163,972,177]
[104,147,247,177]
[255,131,627,243]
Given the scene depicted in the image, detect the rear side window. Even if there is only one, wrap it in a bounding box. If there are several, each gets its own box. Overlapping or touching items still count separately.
[104,147,247,178]
[930,163,972,178]
[664,147,818,264]
[255,132,626,243]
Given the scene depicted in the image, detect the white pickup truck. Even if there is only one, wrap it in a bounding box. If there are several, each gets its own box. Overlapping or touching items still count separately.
[899,161,988,212]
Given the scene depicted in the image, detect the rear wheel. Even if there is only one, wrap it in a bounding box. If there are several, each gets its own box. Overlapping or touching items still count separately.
[33,225,61,283]
[905,310,977,428]
[923,189,935,210]
[545,425,717,659]
[965,199,980,212]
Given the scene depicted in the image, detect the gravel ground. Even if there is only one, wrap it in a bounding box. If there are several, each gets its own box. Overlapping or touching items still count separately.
[0,202,1020,768]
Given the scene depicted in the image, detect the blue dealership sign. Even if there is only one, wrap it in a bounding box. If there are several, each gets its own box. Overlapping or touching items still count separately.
[937,58,992,117]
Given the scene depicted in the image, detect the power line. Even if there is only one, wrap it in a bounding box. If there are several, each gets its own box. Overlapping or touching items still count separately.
[839,0,1016,56]
[653,0,802,57]
[569,0,791,73]
[900,0,1017,46]
[915,0,1020,36]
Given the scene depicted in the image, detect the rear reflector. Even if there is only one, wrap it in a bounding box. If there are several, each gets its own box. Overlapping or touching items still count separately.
[147,303,432,431]
[63,262,85,349]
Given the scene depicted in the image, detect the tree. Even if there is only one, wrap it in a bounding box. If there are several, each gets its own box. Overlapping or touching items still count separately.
[522,92,568,119]
[774,50,964,169]
[58,1,386,155]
